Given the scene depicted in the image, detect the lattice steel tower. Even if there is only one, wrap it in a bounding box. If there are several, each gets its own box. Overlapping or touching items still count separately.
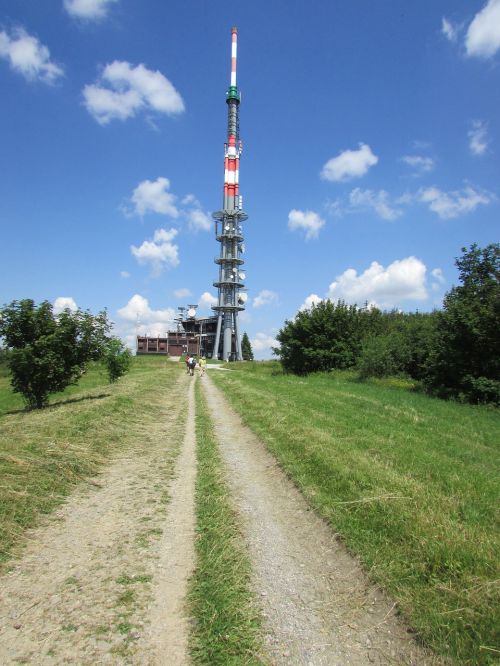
[212,26,248,361]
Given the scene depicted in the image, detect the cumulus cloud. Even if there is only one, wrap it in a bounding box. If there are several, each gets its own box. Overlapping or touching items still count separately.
[64,0,118,20]
[299,294,323,311]
[251,332,278,359]
[125,179,211,232]
[0,27,64,84]
[53,296,78,314]
[468,120,489,156]
[252,290,278,308]
[349,188,403,221]
[417,185,493,219]
[466,0,500,58]
[441,17,459,42]
[117,294,176,344]
[184,207,211,232]
[83,60,184,125]
[401,155,435,174]
[327,257,428,308]
[321,143,378,182]
[198,292,218,309]
[131,228,179,276]
[174,287,192,299]
[129,177,178,218]
[288,209,325,240]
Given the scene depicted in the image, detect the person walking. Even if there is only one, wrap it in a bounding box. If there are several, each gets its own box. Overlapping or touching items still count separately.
[185,354,191,375]
[198,356,207,377]
[188,355,197,376]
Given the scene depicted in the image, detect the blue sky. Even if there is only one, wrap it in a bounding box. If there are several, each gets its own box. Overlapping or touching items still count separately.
[1,0,499,357]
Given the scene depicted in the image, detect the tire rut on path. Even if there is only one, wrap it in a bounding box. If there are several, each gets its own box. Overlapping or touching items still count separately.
[202,374,440,666]
[0,372,196,665]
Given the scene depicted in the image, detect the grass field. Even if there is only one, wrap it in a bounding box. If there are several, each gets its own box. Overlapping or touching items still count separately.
[189,380,263,665]
[0,356,177,569]
[211,362,500,666]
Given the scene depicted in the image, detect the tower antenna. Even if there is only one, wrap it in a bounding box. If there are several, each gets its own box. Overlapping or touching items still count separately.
[212,26,248,361]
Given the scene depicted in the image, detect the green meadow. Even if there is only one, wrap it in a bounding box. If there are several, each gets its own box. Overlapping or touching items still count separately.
[0,356,175,568]
[211,362,500,666]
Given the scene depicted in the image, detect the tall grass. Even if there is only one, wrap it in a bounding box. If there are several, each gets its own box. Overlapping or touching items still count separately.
[211,362,499,665]
[0,356,177,569]
[189,380,264,665]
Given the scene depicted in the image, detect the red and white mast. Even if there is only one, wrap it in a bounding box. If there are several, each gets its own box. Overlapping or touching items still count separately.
[212,27,248,361]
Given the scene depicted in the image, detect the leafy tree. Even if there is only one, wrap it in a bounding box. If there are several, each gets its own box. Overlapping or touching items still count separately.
[0,299,128,409]
[428,243,500,403]
[241,331,254,361]
[274,300,366,374]
[104,338,132,383]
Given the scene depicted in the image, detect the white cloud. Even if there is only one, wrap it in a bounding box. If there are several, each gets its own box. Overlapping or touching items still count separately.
[327,257,428,308]
[468,120,488,156]
[129,177,178,218]
[251,332,277,359]
[83,60,184,125]
[53,297,78,314]
[288,209,325,240]
[466,0,500,58]
[417,185,493,219]
[120,271,130,278]
[431,268,445,283]
[198,292,218,309]
[174,287,192,299]
[348,188,403,221]
[64,0,118,20]
[442,17,458,42]
[401,155,435,174]
[431,268,446,291]
[321,143,378,182]
[185,207,211,232]
[299,294,323,312]
[0,27,64,84]
[131,228,179,276]
[117,294,176,342]
[252,289,278,308]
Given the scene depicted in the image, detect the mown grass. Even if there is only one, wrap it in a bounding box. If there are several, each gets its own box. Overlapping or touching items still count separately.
[188,379,264,665]
[211,361,500,666]
[0,355,176,569]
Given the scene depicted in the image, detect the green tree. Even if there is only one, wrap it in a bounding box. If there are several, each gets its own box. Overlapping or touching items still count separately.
[429,243,500,403]
[0,299,128,409]
[241,332,254,361]
[104,338,132,383]
[274,300,366,375]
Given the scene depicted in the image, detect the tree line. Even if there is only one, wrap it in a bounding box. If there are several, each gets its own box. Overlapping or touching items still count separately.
[274,244,499,405]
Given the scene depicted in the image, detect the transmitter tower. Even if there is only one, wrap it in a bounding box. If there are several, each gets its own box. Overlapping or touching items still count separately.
[212,27,248,361]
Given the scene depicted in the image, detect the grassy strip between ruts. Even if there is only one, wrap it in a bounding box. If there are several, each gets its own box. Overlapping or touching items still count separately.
[210,362,499,666]
[188,378,265,665]
[0,356,178,570]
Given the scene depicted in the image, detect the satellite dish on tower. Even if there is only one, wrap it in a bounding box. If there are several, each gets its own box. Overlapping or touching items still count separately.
[187,308,196,318]
[240,244,245,253]
[238,293,248,303]
[238,271,245,280]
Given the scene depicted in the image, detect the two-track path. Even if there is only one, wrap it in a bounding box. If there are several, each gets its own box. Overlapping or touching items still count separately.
[0,366,439,665]
[201,373,439,666]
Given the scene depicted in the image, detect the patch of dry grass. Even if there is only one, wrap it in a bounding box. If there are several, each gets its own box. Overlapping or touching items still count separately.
[0,356,176,569]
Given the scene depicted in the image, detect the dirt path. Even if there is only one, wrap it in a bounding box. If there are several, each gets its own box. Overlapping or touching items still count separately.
[202,374,440,666]
[0,372,196,665]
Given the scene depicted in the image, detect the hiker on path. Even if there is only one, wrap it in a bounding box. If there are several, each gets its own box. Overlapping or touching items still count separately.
[188,355,197,376]
[185,355,191,375]
[198,356,207,377]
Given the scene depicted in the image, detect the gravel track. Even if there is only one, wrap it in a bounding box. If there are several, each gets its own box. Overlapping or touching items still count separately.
[0,373,195,665]
[202,374,441,666]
